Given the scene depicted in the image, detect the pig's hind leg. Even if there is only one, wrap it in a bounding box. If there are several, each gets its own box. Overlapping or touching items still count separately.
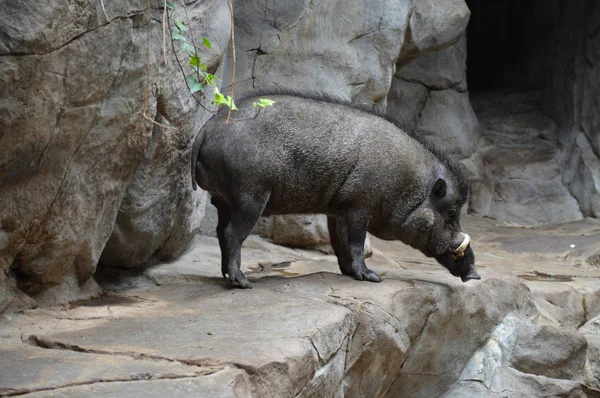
[329,212,382,283]
[213,193,269,289]
[212,197,232,281]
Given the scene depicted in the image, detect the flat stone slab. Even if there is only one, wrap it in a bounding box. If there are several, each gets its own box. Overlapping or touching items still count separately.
[1,216,599,397]
[15,368,251,398]
[0,346,208,396]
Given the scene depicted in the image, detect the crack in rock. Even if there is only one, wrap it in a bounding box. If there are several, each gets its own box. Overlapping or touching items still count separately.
[399,305,437,370]
[1,374,205,397]
[1,12,150,57]
[27,334,225,372]
[308,336,324,365]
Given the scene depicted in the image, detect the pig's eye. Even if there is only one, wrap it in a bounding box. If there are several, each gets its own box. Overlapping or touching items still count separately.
[447,208,458,219]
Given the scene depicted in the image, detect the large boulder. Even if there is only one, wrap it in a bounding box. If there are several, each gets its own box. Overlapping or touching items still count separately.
[416,89,480,159]
[229,0,413,108]
[0,0,231,311]
[98,1,232,269]
[388,33,479,160]
[445,317,594,398]
[396,34,467,91]
[399,0,470,58]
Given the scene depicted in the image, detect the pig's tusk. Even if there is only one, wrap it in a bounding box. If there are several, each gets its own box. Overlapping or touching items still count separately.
[452,234,470,261]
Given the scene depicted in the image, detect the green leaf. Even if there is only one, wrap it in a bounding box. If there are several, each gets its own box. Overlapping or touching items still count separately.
[189,81,205,94]
[204,73,216,86]
[171,27,186,41]
[175,19,189,32]
[212,88,237,110]
[181,42,195,54]
[228,97,238,110]
[214,92,226,105]
[189,54,201,68]
[186,73,198,85]
[202,37,212,49]
[165,1,177,10]
[253,98,276,108]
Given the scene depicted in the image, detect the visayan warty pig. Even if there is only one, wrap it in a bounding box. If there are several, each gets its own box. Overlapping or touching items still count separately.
[191,93,480,288]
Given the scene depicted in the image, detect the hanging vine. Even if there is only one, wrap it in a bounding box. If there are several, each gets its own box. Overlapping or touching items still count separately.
[145,0,275,125]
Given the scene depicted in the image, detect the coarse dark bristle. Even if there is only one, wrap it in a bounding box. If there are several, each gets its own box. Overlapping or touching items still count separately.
[237,90,470,202]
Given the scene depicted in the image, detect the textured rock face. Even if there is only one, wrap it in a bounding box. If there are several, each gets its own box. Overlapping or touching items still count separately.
[388,33,480,160]
[228,0,412,107]
[0,0,231,310]
[466,91,584,226]
[399,0,470,58]
[98,2,232,270]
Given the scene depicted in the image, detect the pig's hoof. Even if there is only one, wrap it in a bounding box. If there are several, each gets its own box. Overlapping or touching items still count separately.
[351,269,382,283]
[229,272,252,289]
[362,270,382,283]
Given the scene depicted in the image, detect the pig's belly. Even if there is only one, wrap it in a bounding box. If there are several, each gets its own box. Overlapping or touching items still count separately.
[262,181,338,216]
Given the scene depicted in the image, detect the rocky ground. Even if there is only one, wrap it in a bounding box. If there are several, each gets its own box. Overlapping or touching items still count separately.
[1,215,599,397]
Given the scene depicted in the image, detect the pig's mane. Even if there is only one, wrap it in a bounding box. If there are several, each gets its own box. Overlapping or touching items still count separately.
[239,90,469,203]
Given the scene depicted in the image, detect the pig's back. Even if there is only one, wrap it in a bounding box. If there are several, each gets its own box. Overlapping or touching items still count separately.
[198,94,435,214]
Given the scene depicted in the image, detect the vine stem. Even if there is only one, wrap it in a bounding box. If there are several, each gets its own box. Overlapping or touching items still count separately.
[163,0,259,123]
[162,0,168,65]
[179,0,202,84]
[226,0,236,124]
[143,0,171,129]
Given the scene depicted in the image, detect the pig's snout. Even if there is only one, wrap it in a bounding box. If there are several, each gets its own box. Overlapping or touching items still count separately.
[460,265,481,282]
[451,233,481,283]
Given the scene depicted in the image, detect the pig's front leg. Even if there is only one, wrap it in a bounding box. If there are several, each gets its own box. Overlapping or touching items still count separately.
[330,212,381,282]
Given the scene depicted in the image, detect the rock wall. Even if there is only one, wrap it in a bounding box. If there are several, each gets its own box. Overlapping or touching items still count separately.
[0,0,231,311]
[387,33,480,160]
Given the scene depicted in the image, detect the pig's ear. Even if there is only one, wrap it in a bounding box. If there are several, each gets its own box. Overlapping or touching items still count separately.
[432,178,446,198]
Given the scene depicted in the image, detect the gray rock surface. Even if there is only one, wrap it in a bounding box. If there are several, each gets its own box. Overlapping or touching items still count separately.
[0,346,204,396]
[2,215,599,397]
[416,89,480,159]
[228,0,413,107]
[98,1,232,269]
[577,1,600,157]
[385,78,429,126]
[18,369,252,398]
[564,132,600,219]
[396,34,467,91]
[399,0,470,58]
[467,90,583,226]
[388,33,477,160]
[0,0,231,310]
[510,324,588,379]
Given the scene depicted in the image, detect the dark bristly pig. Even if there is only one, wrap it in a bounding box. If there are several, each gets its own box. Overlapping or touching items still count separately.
[191,93,480,288]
